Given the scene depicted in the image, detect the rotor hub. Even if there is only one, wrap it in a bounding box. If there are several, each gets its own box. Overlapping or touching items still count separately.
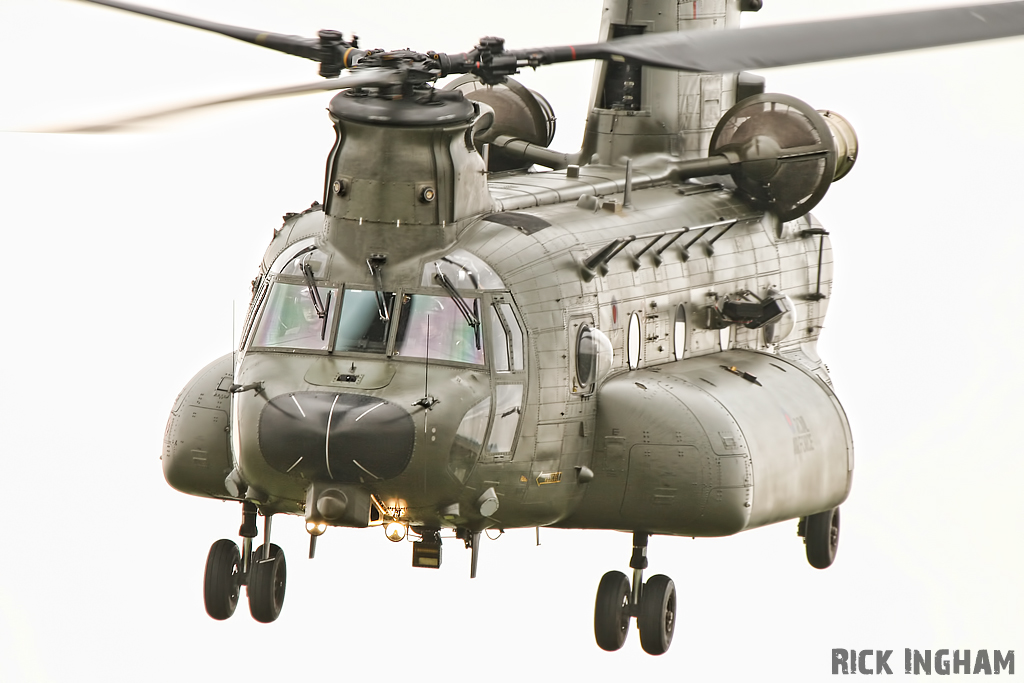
[328,85,476,126]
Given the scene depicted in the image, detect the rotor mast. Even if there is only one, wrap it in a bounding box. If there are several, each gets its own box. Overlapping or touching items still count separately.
[583,0,758,163]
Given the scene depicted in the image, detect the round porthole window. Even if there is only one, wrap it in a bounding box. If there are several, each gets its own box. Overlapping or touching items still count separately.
[627,312,642,369]
[576,324,596,387]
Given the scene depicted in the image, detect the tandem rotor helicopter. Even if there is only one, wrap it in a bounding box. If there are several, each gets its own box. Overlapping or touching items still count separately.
[53,0,1024,656]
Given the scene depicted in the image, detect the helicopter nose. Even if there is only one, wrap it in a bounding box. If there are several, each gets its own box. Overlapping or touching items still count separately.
[259,392,415,483]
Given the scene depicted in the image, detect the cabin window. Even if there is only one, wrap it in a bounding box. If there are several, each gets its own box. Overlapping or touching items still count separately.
[627,311,642,369]
[673,304,687,360]
[251,282,336,350]
[576,324,596,387]
[334,288,394,354]
[394,294,485,366]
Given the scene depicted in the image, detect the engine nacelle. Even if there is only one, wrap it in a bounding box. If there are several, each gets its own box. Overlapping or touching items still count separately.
[562,349,853,536]
[162,353,237,500]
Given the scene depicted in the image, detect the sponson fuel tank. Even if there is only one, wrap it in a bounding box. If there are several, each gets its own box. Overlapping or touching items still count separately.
[557,349,853,536]
[162,353,237,501]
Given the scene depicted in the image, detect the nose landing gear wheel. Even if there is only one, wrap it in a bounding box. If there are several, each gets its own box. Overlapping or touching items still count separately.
[248,543,287,623]
[204,539,241,620]
[594,570,632,651]
[638,574,676,656]
[805,506,840,569]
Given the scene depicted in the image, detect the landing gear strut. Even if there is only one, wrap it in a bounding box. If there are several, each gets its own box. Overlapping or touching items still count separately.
[203,502,288,623]
[593,532,677,655]
[248,513,286,622]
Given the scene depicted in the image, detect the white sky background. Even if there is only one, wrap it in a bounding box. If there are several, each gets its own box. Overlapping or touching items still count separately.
[0,0,1022,680]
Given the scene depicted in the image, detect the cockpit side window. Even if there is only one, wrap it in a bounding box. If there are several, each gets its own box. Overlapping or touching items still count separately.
[335,288,395,354]
[251,282,336,350]
[394,294,485,366]
[489,301,525,373]
[240,276,270,351]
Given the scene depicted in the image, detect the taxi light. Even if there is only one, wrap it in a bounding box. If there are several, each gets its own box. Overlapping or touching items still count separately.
[385,521,408,542]
[306,521,327,536]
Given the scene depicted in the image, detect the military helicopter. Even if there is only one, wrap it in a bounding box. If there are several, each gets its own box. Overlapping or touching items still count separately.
[53,0,1024,657]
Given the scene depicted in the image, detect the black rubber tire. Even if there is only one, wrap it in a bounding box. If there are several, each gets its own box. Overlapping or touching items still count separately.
[806,506,840,569]
[248,543,286,623]
[594,570,631,651]
[638,574,676,656]
[204,539,241,620]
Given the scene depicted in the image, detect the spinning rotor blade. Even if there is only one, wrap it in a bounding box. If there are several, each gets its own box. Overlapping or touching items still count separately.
[45,68,401,133]
[73,0,342,64]
[545,2,1024,73]
[71,0,1024,83]
[51,0,1024,133]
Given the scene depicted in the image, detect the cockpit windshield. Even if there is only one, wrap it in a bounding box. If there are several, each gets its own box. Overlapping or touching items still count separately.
[249,268,493,366]
[251,282,336,350]
[394,294,485,365]
[335,288,395,353]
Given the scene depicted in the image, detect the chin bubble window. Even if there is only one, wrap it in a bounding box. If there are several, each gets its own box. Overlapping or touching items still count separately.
[450,396,491,482]
[487,384,523,456]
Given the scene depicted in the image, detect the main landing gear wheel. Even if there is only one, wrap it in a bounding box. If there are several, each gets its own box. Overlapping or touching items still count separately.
[204,539,241,620]
[638,574,676,656]
[248,543,287,623]
[805,506,840,569]
[593,533,678,655]
[594,570,632,651]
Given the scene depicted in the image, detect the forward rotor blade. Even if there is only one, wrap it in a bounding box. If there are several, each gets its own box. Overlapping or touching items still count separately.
[44,68,401,133]
[72,0,323,61]
[560,1,1024,72]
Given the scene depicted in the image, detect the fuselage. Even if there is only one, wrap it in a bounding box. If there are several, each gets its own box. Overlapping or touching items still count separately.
[210,162,851,536]
[164,0,852,540]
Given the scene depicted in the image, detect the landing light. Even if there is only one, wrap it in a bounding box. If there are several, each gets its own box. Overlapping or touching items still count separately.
[385,521,408,542]
[306,521,327,536]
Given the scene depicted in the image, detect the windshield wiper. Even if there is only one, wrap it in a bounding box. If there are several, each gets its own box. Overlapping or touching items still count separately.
[301,262,332,341]
[440,256,480,289]
[366,255,390,322]
[434,264,481,350]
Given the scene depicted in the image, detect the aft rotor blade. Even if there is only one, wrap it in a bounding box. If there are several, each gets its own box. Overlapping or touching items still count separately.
[44,68,401,133]
[548,2,1024,73]
[72,0,323,61]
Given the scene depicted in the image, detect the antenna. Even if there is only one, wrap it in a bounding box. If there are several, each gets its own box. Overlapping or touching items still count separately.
[414,314,438,410]
[423,314,430,399]
[232,300,237,384]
